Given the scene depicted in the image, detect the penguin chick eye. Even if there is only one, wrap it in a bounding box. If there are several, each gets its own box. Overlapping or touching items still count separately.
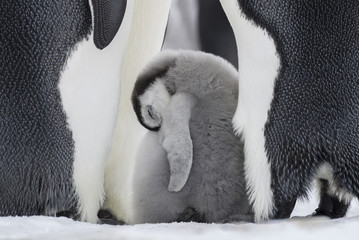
[147,105,155,120]
[147,106,154,119]
[145,105,161,126]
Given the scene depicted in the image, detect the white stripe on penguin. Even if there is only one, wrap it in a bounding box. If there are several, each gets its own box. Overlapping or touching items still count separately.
[220,0,280,222]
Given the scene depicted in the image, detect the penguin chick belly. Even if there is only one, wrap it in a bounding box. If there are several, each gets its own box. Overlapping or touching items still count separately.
[131,132,189,224]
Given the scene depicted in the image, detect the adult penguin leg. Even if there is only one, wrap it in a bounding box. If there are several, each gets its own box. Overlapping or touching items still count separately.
[314,147,356,220]
[267,142,316,220]
[272,199,297,219]
[314,179,350,219]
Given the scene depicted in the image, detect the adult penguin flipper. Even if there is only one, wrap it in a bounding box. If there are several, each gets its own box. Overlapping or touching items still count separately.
[91,0,127,49]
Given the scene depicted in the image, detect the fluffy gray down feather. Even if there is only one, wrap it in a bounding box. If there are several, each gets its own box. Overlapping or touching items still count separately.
[130,50,251,224]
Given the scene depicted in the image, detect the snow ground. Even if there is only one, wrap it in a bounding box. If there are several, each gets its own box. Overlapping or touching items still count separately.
[1,195,358,240]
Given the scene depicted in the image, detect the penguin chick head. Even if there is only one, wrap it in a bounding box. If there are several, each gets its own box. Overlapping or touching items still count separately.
[132,51,177,131]
[137,79,171,130]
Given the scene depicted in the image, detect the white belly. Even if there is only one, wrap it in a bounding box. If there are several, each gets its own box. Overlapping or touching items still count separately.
[58,0,134,223]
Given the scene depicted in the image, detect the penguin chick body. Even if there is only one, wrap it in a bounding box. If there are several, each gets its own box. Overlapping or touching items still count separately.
[130,50,250,223]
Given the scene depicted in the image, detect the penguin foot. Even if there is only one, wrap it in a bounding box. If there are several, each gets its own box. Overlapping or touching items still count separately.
[273,198,297,219]
[97,209,125,225]
[176,207,206,223]
[56,210,77,219]
[221,214,254,223]
[314,197,349,219]
[314,179,350,219]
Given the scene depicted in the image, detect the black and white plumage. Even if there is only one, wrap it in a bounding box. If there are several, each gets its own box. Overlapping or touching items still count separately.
[0,0,127,223]
[220,0,359,221]
[130,50,250,224]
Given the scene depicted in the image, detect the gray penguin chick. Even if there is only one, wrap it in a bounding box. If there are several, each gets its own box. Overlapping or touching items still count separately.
[130,50,251,223]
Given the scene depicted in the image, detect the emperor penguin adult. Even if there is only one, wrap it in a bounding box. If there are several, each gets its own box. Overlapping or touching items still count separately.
[129,50,251,224]
[0,0,171,223]
[220,0,359,222]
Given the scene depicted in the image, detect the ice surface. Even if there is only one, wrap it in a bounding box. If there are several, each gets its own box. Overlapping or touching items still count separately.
[1,195,358,240]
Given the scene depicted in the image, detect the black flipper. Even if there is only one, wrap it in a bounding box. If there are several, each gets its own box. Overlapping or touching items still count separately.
[91,0,127,49]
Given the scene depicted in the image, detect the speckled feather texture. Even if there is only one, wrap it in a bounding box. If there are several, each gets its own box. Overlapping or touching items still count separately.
[238,0,359,216]
[0,0,91,216]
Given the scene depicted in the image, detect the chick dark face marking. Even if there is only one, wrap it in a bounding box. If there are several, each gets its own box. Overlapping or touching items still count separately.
[131,52,177,131]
